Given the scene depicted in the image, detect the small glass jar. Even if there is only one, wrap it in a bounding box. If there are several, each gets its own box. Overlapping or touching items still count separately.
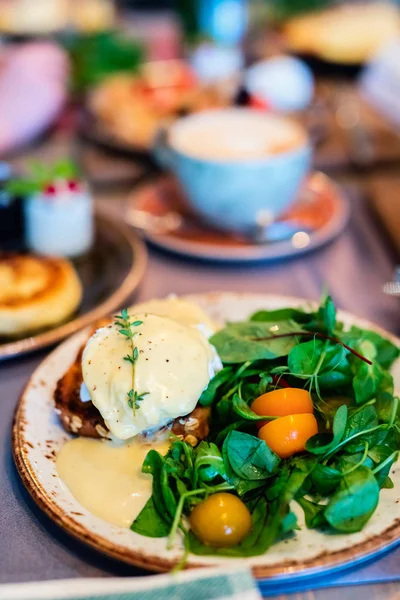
[24,181,94,257]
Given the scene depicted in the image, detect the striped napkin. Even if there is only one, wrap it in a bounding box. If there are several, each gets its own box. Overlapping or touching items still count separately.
[1,567,261,600]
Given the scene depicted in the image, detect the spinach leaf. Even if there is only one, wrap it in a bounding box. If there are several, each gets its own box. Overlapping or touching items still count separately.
[375,371,396,423]
[224,431,280,480]
[297,497,327,529]
[343,405,379,452]
[306,405,348,455]
[288,339,322,377]
[221,437,266,497]
[343,327,399,370]
[288,339,351,388]
[210,321,302,363]
[199,366,234,406]
[250,308,308,323]
[131,496,171,537]
[353,361,383,405]
[324,466,379,533]
[345,405,379,438]
[311,464,342,495]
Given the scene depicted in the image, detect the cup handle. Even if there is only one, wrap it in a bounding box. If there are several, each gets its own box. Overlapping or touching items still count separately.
[152,125,174,171]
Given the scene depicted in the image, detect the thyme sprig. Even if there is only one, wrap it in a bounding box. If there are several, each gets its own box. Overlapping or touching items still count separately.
[115,308,148,413]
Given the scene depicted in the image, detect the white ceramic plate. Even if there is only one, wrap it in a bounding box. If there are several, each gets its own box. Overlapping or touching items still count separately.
[12,293,400,582]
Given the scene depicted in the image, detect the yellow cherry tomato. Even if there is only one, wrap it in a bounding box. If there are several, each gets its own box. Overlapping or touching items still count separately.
[251,388,313,429]
[189,493,252,548]
[258,413,318,459]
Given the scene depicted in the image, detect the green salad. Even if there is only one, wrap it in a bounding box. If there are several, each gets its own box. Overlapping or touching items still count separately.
[131,297,400,560]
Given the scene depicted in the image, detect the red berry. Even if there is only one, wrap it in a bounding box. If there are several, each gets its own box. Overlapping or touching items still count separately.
[44,184,56,195]
[67,180,80,192]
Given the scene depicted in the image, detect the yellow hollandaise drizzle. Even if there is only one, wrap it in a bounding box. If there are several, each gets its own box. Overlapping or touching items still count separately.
[56,437,170,528]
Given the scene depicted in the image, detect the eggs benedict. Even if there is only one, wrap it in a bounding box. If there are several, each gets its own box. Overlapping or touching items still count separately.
[54,297,221,442]
[82,312,220,440]
[54,297,221,528]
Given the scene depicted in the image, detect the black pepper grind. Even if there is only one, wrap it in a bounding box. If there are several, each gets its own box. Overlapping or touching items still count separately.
[0,163,25,251]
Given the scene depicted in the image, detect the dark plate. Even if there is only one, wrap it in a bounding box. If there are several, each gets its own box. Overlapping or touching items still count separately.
[0,214,147,360]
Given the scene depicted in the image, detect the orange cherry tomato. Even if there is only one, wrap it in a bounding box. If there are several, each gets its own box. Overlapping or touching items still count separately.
[258,413,318,459]
[251,388,313,429]
[189,493,252,548]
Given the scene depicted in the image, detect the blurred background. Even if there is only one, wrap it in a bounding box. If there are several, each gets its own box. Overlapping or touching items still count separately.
[0,0,399,309]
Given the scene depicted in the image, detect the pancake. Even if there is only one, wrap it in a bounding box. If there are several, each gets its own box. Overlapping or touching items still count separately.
[0,255,82,336]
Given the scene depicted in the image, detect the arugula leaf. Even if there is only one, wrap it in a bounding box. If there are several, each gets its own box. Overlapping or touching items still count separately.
[224,431,280,480]
[306,405,348,455]
[193,442,227,484]
[210,321,302,363]
[324,466,379,533]
[142,450,176,520]
[131,496,171,537]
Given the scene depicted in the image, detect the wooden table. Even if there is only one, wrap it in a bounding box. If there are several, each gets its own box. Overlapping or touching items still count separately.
[1,127,399,599]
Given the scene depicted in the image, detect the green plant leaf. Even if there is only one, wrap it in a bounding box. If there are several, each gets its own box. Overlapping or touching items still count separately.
[142,450,176,520]
[224,431,280,481]
[210,321,302,364]
[297,497,327,529]
[231,393,275,422]
[131,496,171,537]
[250,308,309,323]
[324,466,379,533]
[317,295,336,336]
[199,366,234,406]
[306,404,348,455]
[353,361,383,405]
[311,464,342,495]
[194,442,227,484]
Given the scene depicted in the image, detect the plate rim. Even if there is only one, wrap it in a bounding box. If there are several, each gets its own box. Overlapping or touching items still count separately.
[12,292,400,581]
[127,172,350,262]
[0,214,148,360]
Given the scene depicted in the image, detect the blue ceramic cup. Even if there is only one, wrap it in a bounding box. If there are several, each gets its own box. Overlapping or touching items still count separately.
[155,108,312,235]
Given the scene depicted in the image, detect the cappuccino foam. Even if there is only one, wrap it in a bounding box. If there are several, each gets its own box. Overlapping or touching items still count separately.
[169,109,306,161]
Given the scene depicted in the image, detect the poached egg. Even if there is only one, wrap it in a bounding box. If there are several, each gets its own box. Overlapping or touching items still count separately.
[81,299,221,440]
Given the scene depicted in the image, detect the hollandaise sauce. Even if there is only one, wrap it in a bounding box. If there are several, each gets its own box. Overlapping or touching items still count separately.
[56,437,169,528]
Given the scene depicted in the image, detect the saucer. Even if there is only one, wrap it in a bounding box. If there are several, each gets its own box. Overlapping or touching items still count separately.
[126,172,350,263]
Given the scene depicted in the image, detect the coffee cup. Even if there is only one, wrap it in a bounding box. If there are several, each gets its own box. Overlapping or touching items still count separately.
[154,108,312,235]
